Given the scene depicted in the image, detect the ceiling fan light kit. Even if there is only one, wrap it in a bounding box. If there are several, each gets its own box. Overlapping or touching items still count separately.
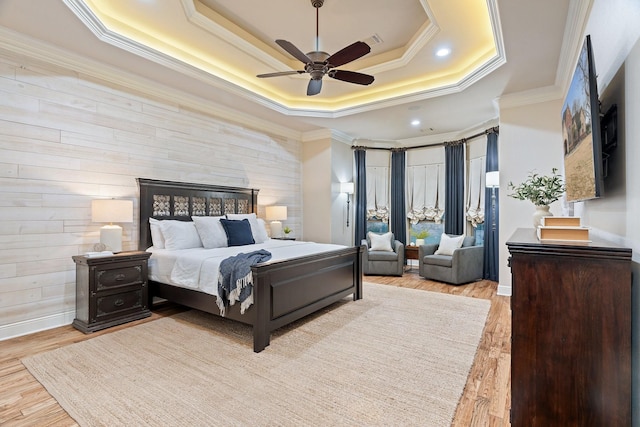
[256,0,374,96]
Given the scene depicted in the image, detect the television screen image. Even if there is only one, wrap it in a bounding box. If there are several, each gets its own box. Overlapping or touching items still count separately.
[562,35,604,202]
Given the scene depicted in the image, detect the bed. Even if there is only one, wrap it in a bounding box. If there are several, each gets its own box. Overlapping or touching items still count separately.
[137,178,363,352]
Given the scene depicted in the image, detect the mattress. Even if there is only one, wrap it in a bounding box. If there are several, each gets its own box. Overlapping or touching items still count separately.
[147,239,345,297]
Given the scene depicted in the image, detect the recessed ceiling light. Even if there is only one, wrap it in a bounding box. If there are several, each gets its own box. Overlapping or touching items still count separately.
[411,120,421,126]
[436,48,451,57]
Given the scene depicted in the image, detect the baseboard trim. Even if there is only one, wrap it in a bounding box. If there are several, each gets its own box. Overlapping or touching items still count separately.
[497,283,512,297]
[0,310,75,342]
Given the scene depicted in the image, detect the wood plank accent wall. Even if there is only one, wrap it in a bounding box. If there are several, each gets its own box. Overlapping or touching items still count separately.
[0,49,302,339]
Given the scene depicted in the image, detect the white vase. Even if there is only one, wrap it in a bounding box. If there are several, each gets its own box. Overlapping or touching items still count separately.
[416,238,425,246]
[533,205,552,228]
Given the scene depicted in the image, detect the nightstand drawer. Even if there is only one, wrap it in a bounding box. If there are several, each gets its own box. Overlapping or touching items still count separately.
[95,289,145,321]
[96,264,145,290]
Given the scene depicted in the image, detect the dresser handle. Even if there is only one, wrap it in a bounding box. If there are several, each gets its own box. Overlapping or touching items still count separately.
[114,273,126,281]
[114,299,124,307]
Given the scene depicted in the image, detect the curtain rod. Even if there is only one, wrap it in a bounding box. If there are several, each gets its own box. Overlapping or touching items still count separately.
[352,126,499,151]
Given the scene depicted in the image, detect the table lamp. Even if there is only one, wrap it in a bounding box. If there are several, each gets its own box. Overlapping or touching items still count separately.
[91,199,133,252]
[265,205,287,238]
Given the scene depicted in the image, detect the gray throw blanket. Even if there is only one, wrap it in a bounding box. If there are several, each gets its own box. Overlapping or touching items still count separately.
[216,249,272,316]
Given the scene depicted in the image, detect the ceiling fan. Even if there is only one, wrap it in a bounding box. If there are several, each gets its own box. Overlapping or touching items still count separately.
[256,0,375,96]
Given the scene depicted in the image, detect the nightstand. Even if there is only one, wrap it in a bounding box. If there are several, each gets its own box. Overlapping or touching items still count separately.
[272,237,296,240]
[72,251,152,333]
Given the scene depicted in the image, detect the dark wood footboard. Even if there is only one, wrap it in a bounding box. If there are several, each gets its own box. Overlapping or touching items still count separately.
[150,245,362,352]
[251,245,362,351]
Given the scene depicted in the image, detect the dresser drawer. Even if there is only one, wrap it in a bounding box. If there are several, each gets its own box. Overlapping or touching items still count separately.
[96,264,145,290]
[95,288,145,321]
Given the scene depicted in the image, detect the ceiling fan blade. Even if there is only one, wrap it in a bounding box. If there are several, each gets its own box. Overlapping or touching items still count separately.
[326,41,371,68]
[257,70,305,78]
[329,70,375,86]
[276,39,313,64]
[307,78,323,96]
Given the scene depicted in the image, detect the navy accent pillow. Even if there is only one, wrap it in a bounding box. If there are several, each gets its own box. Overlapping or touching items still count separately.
[220,218,255,246]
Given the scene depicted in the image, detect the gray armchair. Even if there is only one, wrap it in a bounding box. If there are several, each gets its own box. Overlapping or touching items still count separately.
[361,232,405,276]
[418,235,483,285]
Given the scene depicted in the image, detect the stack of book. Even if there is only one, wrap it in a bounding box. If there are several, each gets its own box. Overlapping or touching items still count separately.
[536,217,590,242]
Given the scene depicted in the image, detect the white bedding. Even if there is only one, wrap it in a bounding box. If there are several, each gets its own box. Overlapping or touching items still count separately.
[147,239,346,297]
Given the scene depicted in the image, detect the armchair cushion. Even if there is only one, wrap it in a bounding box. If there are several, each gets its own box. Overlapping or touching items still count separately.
[368,231,394,252]
[435,234,465,255]
[424,254,453,267]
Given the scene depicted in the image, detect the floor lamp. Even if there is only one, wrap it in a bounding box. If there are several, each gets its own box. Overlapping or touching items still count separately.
[339,182,354,227]
[486,171,499,231]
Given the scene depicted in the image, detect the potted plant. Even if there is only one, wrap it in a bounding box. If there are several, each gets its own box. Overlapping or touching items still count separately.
[508,168,566,227]
[410,229,429,246]
[283,226,292,237]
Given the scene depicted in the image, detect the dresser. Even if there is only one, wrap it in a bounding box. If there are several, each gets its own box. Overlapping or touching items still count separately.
[506,228,631,426]
[72,251,152,333]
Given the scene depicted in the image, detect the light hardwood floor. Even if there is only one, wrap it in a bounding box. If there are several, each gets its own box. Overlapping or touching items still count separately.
[0,271,511,426]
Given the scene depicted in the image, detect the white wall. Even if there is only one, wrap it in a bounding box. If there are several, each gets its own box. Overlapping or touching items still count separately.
[302,138,331,243]
[301,135,354,246]
[497,99,565,295]
[331,141,354,246]
[0,48,302,339]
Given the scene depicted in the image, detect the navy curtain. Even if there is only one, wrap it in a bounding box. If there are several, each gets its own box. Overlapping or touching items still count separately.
[354,148,367,245]
[444,143,465,235]
[390,149,406,245]
[483,131,499,281]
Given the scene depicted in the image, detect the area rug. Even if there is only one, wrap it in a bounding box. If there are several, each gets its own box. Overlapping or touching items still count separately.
[22,283,490,426]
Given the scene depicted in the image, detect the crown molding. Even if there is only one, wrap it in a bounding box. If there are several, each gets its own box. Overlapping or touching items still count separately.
[302,129,353,145]
[0,25,303,141]
[496,84,564,110]
[60,0,506,120]
[555,0,593,93]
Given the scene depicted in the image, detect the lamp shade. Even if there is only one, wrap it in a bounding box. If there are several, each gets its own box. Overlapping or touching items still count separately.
[91,199,132,252]
[91,199,133,223]
[265,205,287,221]
[486,171,500,188]
[339,182,355,194]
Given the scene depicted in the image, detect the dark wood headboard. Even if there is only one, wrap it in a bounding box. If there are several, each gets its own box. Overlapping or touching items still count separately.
[137,178,259,250]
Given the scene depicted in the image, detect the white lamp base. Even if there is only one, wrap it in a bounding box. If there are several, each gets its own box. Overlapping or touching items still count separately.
[270,221,282,238]
[100,224,123,252]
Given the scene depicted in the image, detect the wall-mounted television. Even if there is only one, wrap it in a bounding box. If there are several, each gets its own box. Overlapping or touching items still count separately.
[562,35,604,202]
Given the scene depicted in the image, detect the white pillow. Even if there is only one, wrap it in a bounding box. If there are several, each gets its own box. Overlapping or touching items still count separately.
[256,218,270,241]
[192,216,227,249]
[226,213,269,244]
[435,234,465,256]
[149,218,165,249]
[369,231,394,252]
[158,220,203,250]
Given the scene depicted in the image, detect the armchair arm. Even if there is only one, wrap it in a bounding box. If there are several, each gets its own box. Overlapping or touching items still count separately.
[419,243,439,259]
[451,245,484,282]
[361,239,369,263]
[393,240,405,265]
[451,245,484,262]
